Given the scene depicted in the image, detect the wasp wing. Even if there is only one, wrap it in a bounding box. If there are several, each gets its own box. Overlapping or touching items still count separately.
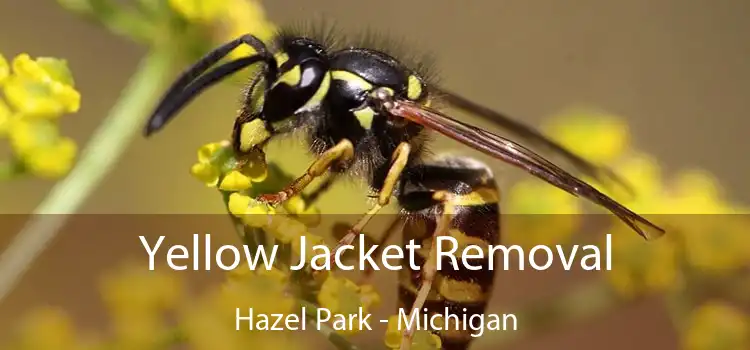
[385,99,665,240]
[433,87,633,196]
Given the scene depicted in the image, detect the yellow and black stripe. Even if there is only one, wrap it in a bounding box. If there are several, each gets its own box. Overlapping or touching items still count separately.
[397,157,500,350]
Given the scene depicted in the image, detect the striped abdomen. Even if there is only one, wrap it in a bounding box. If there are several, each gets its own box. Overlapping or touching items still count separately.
[397,157,500,350]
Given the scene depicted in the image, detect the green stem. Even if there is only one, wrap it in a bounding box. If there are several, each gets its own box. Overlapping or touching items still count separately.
[0,49,174,304]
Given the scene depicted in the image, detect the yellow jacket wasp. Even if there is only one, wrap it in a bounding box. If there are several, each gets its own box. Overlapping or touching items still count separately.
[144,25,665,350]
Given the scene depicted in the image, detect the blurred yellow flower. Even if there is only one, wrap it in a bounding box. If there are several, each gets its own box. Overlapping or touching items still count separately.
[220,0,277,59]
[100,263,183,318]
[292,233,326,262]
[283,195,322,226]
[0,54,8,84]
[22,136,77,178]
[604,226,681,298]
[7,118,78,178]
[4,54,80,117]
[384,315,442,350]
[1,52,79,180]
[168,0,227,23]
[0,98,12,135]
[684,301,748,350]
[10,307,91,350]
[317,275,381,335]
[543,108,630,164]
[167,0,277,60]
[506,179,582,215]
[181,270,299,350]
[227,192,276,227]
[680,214,750,274]
[601,152,664,208]
[268,215,308,244]
[664,170,728,214]
[505,179,581,248]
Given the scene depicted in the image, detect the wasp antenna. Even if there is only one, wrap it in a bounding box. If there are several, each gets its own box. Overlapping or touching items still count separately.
[144,56,270,136]
[144,35,275,137]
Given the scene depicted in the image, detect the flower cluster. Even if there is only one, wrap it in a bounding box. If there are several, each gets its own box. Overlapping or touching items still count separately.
[183,267,301,350]
[169,0,277,57]
[684,300,748,350]
[189,134,441,349]
[526,107,750,347]
[0,53,80,180]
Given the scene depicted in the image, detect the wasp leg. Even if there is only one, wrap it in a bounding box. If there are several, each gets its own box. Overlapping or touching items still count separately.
[257,139,355,205]
[400,191,455,350]
[302,172,341,208]
[329,143,411,257]
[358,216,404,284]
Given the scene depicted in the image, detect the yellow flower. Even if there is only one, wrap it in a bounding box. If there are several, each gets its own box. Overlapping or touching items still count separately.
[292,233,326,263]
[15,308,76,349]
[190,162,220,186]
[0,98,12,135]
[100,263,183,317]
[679,212,750,274]
[197,141,226,163]
[283,195,322,227]
[7,118,56,155]
[384,315,442,350]
[506,179,582,215]
[168,0,227,23]
[504,179,581,248]
[684,301,748,350]
[98,264,183,348]
[0,53,80,179]
[268,215,308,244]
[604,153,664,208]
[23,136,77,178]
[191,142,228,187]
[543,108,631,164]
[7,118,77,178]
[664,170,727,214]
[317,275,381,335]
[227,192,252,216]
[4,54,80,117]
[237,148,268,182]
[604,225,681,298]
[191,141,267,189]
[0,54,8,84]
[220,0,277,60]
[639,169,750,273]
[256,267,290,285]
[227,192,275,227]
[181,270,298,350]
[318,276,364,314]
[283,195,307,215]
[219,170,252,191]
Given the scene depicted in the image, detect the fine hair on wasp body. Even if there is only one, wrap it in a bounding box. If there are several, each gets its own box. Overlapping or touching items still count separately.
[144,22,665,350]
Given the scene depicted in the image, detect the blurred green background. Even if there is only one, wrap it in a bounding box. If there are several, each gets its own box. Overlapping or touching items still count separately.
[0,0,748,349]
